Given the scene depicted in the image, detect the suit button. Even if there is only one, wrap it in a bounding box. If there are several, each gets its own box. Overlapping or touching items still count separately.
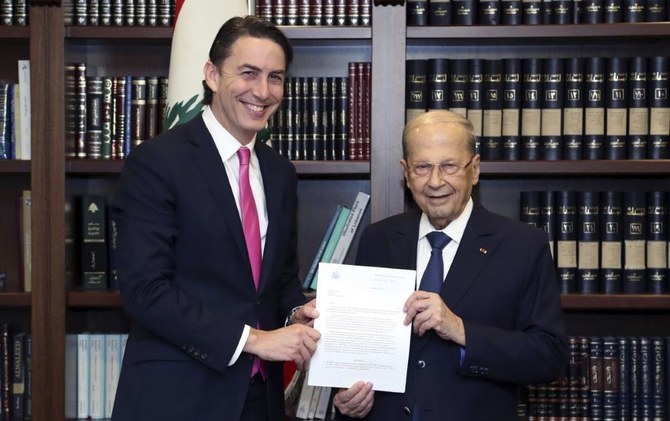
[200,352,208,360]
[416,360,426,369]
[194,350,201,357]
[403,406,411,416]
[188,345,196,353]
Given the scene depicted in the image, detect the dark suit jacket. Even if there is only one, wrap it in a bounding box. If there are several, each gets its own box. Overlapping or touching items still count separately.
[353,203,568,421]
[110,115,306,421]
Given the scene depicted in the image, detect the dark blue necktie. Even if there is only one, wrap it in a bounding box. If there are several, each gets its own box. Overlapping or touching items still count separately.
[419,231,451,293]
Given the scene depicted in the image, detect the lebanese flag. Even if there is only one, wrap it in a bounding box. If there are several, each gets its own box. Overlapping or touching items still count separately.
[164,0,251,129]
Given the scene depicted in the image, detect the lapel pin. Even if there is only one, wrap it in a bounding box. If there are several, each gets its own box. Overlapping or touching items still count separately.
[479,247,488,254]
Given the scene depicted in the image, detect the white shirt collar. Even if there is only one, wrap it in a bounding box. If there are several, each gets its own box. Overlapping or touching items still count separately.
[202,105,257,161]
[419,197,474,244]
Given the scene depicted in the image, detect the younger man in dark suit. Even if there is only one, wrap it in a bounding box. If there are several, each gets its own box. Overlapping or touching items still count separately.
[111,16,319,421]
[333,110,569,421]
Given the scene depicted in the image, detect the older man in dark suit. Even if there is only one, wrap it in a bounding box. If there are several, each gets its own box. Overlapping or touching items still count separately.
[333,110,569,421]
[111,16,319,421]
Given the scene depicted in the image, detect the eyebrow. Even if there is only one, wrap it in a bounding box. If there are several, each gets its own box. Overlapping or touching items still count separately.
[239,63,286,76]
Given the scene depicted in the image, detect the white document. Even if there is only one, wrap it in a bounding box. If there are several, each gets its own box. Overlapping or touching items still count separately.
[308,262,416,393]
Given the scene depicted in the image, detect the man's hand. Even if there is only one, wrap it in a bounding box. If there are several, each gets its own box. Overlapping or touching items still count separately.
[404,291,466,346]
[333,381,374,418]
[244,324,321,370]
[289,299,319,327]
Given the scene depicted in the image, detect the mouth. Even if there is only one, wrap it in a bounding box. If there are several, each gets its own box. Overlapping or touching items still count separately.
[243,102,267,114]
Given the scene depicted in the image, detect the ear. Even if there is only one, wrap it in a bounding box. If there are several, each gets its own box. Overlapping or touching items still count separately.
[471,154,481,186]
[203,60,219,93]
[400,159,411,187]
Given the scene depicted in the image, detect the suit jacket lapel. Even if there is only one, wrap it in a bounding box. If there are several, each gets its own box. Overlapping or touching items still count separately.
[443,203,504,310]
[187,116,252,287]
[255,144,281,292]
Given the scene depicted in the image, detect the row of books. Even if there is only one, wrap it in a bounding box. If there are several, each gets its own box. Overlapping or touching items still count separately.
[64,0,176,27]
[0,60,31,161]
[520,335,669,420]
[267,62,371,162]
[65,194,118,292]
[408,0,669,26]
[0,324,32,421]
[65,64,169,160]
[0,0,27,26]
[255,0,372,26]
[65,332,128,420]
[519,190,670,295]
[407,56,670,160]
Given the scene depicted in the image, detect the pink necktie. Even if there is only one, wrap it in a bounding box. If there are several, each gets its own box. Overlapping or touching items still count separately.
[237,146,264,378]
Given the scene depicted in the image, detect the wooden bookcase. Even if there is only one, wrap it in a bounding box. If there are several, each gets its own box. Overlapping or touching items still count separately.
[1,2,669,420]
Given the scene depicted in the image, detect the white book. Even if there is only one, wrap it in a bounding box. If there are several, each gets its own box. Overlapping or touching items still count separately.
[330,191,371,264]
[104,334,122,418]
[64,334,78,419]
[21,190,31,292]
[295,370,315,419]
[120,333,129,359]
[76,333,90,419]
[17,60,30,160]
[12,84,20,159]
[88,334,106,419]
[307,385,322,419]
[314,386,332,419]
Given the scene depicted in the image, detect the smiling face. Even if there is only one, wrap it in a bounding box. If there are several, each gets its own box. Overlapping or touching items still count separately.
[204,36,286,144]
[400,120,480,230]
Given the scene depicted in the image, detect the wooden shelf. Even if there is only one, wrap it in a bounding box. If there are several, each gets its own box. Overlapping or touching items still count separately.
[0,26,29,39]
[66,159,370,176]
[280,25,371,39]
[479,160,670,176]
[0,160,30,173]
[68,290,123,308]
[407,22,670,40]
[561,294,670,311]
[0,292,30,307]
[66,25,173,39]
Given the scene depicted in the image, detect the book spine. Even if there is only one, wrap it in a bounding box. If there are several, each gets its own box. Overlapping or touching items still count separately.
[125,0,136,25]
[104,334,121,418]
[157,76,168,134]
[645,0,666,20]
[406,59,428,122]
[646,191,667,294]
[85,76,103,159]
[582,0,604,21]
[326,77,337,160]
[75,63,88,159]
[146,0,156,26]
[362,62,371,161]
[541,190,556,259]
[88,334,105,419]
[577,191,600,294]
[584,57,606,160]
[452,0,476,23]
[113,76,126,159]
[651,337,666,420]
[448,58,469,118]
[502,58,521,160]
[0,84,9,160]
[522,0,542,22]
[360,0,371,25]
[307,76,321,160]
[600,190,623,294]
[23,333,31,418]
[330,191,370,265]
[603,0,623,21]
[336,77,348,160]
[319,77,331,161]
[347,65,357,159]
[479,0,501,24]
[427,58,448,111]
[323,0,335,24]
[16,60,30,160]
[630,337,642,419]
[542,0,552,23]
[123,75,132,158]
[481,59,503,161]
[283,78,295,160]
[501,0,522,23]
[347,0,360,25]
[101,77,113,160]
[556,190,577,294]
[624,0,645,21]
[303,206,343,289]
[80,194,109,290]
[622,190,646,294]
[112,0,123,25]
[429,0,452,24]
[589,337,604,421]
[407,0,429,25]
[355,62,366,160]
[468,59,484,154]
[552,0,573,22]
[76,333,90,419]
[617,336,630,420]
[64,64,78,159]
[602,336,620,420]
[540,57,564,160]
[520,190,541,228]
[605,57,628,160]
[88,0,100,25]
[521,58,542,160]
[11,332,25,420]
[648,56,669,159]
[144,76,159,141]
[563,57,584,160]
[640,336,653,419]
[130,76,147,151]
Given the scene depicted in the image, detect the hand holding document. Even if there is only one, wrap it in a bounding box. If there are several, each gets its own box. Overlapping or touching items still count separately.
[307,263,416,393]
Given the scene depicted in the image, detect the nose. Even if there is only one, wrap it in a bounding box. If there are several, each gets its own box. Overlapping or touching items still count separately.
[253,77,270,99]
[427,165,445,187]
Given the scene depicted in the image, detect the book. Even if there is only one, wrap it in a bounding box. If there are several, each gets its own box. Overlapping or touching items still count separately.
[85,76,104,159]
[452,0,475,23]
[88,333,105,419]
[479,0,501,24]
[589,337,604,420]
[600,191,623,294]
[645,0,666,20]
[584,57,606,160]
[11,332,26,420]
[648,56,669,159]
[540,190,556,259]
[577,191,600,294]
[468,58,484,153]
[429,0,452,24]
[427,58,448,111]
[65,334,78,419]
[540,57,563,160]
[130,76,147,150]
[0,83,10,159]
[563,57,584,160]
[622,191,646,294]
[556,190,577,294]
[603,0,623,21]
[646,191,667,294]
[617,336,630,420]
[602,336,619,419]
[77,333,90,419]
[521,58,542,160]
[481,59,503,160]
[23,333,31,419]
[80,194,109,291]
[0,323,9,420]
[75,62,88,159]
[101,76,113,159]
[502,58,521,160]
[406,59,427,122]
[104,334,122,418]
[519,190,541,228]
[302,205,344,289]
[407,0,429,25]
[624,0,645,21]
[16,60,30,160]
[521,0,542,22]
[20,190,31,292]
[604,57,628,160]
[448,58,469,119]
[329,191,370,265]
[309,207,351,290]
[295,369,316,419]
[582,0,604,21]
[501,0,522,23]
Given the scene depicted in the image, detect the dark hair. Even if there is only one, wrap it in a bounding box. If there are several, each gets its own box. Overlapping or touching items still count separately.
[201,16,293,105]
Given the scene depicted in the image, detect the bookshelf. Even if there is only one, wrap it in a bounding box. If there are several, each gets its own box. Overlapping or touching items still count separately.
[1,1,667,420]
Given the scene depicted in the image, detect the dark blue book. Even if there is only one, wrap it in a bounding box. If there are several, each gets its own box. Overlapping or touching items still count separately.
[584,57,606,160]
[600,191,623,294]
[502,58,522,160]
[627,57,649,160]
[630,337,642,419]
[589,337,604,421]
[541,58,564,160]
[520,191,541,228]
[448,59,469,119]
[602,336,620,420]
[521,58,542,160]
[646,191,667,294]
[563,57,584,160]
[541,190,557,262]
[427,58,449,111]
[617,337,631,420]
[481,59,503,160]
[651,337,666,420]
[604,57,628,160]
[406,59,428,123]
[577,191,600,294]
[623,191,646,294]
[556,190,577,294]
[639,337,653,420]
[648,56,669,159]
[468,59,485,154]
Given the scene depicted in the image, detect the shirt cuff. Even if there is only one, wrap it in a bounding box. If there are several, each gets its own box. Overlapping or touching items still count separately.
[229,324,251,366]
